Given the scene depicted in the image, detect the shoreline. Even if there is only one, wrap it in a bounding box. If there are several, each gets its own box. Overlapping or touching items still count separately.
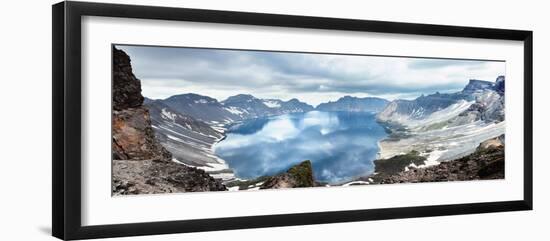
[376,120,506,169]
[216,111,387,186]
[200,112,507,187]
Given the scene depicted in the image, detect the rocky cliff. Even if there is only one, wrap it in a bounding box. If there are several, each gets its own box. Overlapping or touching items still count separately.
[112,48,170,161]
[369,135,504,184]
[111,47,226,195]
[260,161,315,189]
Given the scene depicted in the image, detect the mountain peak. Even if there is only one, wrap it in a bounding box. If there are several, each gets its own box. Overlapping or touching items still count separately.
[233,94,256,99]
[463,79,495,93]
[340,95,354,100]
[316,96,389,112]
[222,94,259,104]
[166,93,217,102]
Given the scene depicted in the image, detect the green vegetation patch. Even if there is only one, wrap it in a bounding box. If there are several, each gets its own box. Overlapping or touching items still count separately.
[421,120,452,131]
[287,160,315,187]
[374,150,427,176]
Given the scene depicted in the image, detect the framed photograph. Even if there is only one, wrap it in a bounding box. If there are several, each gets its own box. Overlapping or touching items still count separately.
[52,1,533,240]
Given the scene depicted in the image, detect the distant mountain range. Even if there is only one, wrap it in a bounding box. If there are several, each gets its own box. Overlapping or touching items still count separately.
[150,93,391,125]
[317,96,389,112]
[377,77,505,126]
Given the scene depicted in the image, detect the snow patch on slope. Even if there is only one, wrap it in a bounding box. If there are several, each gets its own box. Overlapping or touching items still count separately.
[263,100,281,108]
[408,100,474,128]
[225,106,246,115]
[161,108,177,122]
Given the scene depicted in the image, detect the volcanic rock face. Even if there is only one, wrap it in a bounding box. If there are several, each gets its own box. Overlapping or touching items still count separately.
[373,135,505,184]
[111,47,226,194]
[260,161,315,189]
[112,107,171,161]
[113,48,144,111]
[111,47,168,161]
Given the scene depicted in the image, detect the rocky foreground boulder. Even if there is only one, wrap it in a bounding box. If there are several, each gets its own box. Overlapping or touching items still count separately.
[111,47,226,195]
[260,161,315,189]
[112,160,226,195]
[112,107,171,161]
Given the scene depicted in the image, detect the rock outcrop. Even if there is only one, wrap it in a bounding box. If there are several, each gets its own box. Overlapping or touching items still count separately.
[112,159,226,195]
[111,47,226,195]
[260,161,315,189]
[111,47,168,161]
[112,48,144,111]
[372,135,504,184]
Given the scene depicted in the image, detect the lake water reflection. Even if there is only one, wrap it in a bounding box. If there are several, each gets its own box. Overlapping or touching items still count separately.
[214,111,388,184]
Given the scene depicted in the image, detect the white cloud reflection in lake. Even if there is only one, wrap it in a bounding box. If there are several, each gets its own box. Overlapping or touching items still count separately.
[214,111,387,184]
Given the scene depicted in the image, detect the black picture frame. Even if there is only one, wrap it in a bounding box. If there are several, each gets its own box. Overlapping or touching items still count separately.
[52,1,533,240]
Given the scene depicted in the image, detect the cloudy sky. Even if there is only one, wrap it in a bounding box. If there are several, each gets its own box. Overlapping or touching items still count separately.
[116,45,505,106]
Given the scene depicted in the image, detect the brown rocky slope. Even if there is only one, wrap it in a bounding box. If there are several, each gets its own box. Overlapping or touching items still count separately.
[368,135,505,184]
[111,47,226,195]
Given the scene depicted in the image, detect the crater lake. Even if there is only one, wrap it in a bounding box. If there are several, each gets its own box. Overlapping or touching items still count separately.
[214,111,388,184]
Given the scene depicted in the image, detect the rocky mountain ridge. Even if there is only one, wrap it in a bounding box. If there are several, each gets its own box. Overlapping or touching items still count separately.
[377,76,505,125]
[375,76,505,165]
[154,93,390,125]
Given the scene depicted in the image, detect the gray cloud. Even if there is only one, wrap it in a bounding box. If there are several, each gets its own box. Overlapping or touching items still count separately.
[116,45,505,105]
[407,59,490,69]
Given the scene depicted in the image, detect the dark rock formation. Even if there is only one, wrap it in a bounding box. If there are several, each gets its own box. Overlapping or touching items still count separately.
[111,48,169,161]
[111,47,226,194]
[495,75,505,95]
[373,136,504,184]
[260,161,315,189]
[112,47,144,111]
